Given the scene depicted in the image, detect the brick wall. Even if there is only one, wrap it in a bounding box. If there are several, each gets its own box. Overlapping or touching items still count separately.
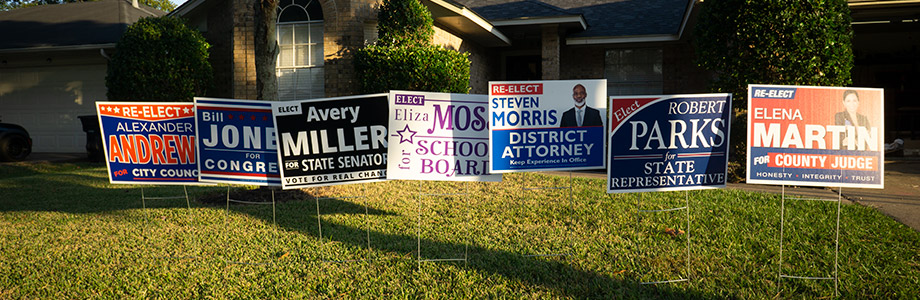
[205,2,233,98]
[322,0,382,97]
[231,0,257,100]
[559,42,711,94]
[541,24,560,80]
[560,45,605,80]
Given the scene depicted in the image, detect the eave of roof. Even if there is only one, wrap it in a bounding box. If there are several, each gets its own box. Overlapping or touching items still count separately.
[490,15,587,31]
[422,0,512,47]
[168,0,206,17]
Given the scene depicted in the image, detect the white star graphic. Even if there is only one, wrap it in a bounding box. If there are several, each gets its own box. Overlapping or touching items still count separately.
[114,107,120,113]
[396,124,417,144]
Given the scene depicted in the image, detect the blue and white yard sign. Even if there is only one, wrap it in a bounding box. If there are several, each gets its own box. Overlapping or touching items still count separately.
[194,97,280,186]
[387,91,501,181]
[489,80,607,172]
[607,94,731,193]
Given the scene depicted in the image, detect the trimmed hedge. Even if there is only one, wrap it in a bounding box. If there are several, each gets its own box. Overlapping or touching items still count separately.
[355,0,470,94]
[356,45,470,94]
[106,16,213,102]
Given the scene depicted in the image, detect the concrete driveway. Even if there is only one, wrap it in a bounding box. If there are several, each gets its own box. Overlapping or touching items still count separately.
[835,160,920,231]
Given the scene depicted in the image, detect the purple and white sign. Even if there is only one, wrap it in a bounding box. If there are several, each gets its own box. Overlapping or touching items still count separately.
[387,91,501,181]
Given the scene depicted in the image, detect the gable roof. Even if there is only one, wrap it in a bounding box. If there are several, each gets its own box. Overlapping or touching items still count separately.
[0,0,165,52]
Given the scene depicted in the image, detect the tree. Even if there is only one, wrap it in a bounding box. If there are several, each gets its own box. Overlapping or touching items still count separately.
[694,0,854,181]
[1,0,176,12]
[106,16,212,102]
[254,0,279,101]
[355,0,471,94]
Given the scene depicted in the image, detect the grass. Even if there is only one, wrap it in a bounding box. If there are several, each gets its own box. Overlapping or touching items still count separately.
[1,161,919,298]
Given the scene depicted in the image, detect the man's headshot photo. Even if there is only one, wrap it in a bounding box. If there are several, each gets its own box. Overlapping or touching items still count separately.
[560,84,603,127]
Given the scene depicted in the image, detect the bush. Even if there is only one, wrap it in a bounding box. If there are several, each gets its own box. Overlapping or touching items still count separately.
[106,16,213,102]
[376,0,434,47]
[694,0,854,180]
[355,0,470,94]
[356,45,470,94]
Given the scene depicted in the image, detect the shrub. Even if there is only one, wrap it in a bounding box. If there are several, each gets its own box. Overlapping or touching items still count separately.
[694,0,854,180]
[376,0,434,47]
[355,0,470,94]
[356,45,470,94]
[106,16,213,102]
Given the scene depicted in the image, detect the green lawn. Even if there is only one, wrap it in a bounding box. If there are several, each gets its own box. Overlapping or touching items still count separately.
[1,162,918,298]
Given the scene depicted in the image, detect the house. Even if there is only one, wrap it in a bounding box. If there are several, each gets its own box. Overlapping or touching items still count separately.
[849,0,920,140]
[2,0,916,154]
[0,0,165,153]
[169,0,703,99]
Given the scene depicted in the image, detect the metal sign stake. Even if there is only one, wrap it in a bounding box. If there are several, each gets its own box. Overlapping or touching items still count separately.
[139,185,195,260]
[777,183,842,297]
[636,191,690,285]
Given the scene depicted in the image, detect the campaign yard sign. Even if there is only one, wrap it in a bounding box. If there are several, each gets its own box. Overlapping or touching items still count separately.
[387,91,501,182]
[607,94,732,193]
[194,98,280,186]
[747,85,884,188]
[272,94,389,189]
[489,80,607,172]
[96,102,201,185]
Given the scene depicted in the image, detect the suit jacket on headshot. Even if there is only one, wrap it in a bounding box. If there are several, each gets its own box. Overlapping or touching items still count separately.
[834,111,870,128]
[560,106,603,127]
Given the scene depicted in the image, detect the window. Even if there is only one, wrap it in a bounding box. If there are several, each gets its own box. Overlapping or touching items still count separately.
[277,0,324,100]
[604,48,663,96]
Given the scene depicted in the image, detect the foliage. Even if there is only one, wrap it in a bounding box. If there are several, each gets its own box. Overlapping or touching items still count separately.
[2,163,920,298]
[376,0,433,47]
[355,0,470,93]
[106,16,212,102]
[1,0,176,12]
[356,45,471,94]
[694,0,854,181]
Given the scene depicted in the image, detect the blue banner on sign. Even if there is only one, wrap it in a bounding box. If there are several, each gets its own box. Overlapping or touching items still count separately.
[747,147,881,185]
[491,127,604,170]
[607,94,731,193]
[195,98,281,186]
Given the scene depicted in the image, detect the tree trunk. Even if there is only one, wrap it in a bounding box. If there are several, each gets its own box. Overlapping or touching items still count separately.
[254,0,279,101]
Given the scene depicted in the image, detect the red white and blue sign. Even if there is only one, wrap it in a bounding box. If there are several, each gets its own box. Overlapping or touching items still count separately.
[96,102,202,185]
[194,97,280,186]
[489,80,607,173]
[747,85,884,189]
[607,94,732,193]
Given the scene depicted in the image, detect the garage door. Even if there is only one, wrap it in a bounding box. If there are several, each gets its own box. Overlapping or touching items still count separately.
[0,64,107,153]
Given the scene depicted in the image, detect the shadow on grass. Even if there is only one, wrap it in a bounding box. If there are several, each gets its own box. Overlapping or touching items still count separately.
[0,162,718,298]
